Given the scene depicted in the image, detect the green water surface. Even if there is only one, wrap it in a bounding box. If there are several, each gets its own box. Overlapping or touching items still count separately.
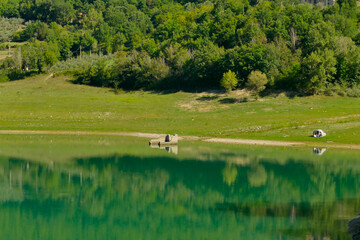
[0,134,359,240]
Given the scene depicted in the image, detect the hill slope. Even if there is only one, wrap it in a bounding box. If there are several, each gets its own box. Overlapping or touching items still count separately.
[0,74,359,145]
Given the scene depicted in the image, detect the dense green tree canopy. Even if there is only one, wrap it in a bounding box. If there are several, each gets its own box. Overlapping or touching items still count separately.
[0,0,360,93]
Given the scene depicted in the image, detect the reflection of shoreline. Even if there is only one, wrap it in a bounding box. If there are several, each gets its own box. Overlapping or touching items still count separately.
[349,216,360,240]
[0,150,359,239]
[1,130,360,150]
[150,145,178,155]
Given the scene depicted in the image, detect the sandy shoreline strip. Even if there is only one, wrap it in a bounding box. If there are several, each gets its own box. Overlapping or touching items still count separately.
[0,130,163,139]
[0,130,359,150]
[203,138,304,146]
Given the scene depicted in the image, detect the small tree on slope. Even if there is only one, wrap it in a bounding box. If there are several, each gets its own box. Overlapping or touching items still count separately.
[221,70,238,92]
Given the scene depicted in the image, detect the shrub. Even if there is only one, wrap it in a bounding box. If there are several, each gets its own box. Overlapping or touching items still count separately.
[0,73,9,82]
[220,70,238,92]
[51,53,113,73]
[246,70,268,94]
[345,87,360,97]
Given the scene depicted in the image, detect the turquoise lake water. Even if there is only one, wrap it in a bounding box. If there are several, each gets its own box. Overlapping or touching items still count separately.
[0,134,359,240]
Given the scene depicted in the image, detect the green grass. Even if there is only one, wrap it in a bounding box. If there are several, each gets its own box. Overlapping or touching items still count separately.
[0,74,359,145]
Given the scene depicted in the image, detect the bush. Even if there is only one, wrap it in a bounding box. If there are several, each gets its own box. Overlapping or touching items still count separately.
[0,73,9,82]
[220,70,238,92]
[51,53,113,73]
[345,87,360,97]
[246,70,268,94]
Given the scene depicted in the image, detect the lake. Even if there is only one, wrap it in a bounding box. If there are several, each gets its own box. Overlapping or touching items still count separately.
[0,134,359,240]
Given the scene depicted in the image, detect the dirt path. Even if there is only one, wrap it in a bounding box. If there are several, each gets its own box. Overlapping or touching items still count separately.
[0,130,359,150]
[0,130,163,139]
[203,138,304,147]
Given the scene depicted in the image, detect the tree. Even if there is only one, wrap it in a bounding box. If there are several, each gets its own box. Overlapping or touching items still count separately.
[130,51,170,89]
[333,37,360,85]
[0,17,23,42]
[82,8,104,31]
[94,22,115,54]
[20,20,49,41]
[265,39,301,89]
[80,31,98,52]
[0,0,20,18]
[33,0,76,25]
[184,41,224,88]
[325,14,357,38]
[210,8,237,48]
[221,70,238,92]
[21,41,59,73]
[300,48,337,94]
[303,21,337,55]
[222,44,269,87]
[246,70,268,94]
[237,17,267,45]
[337,0,357,18]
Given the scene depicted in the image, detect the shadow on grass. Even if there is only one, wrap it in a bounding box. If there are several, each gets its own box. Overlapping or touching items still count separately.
[196,95,220,101]
[284,91,308,98]
[260,90,309,99]
[8,70,38,81]
[219,98,237,104]
[66,73,310,98]
[219,97,252,104]
[153,87,225,95]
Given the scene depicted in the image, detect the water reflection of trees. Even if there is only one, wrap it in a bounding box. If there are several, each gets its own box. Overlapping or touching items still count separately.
[0,153,358,239]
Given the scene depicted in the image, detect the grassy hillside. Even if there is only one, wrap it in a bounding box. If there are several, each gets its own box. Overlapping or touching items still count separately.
[0,74,359,145]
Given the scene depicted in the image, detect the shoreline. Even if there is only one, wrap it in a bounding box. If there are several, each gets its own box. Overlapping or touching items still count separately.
[0,130,359,150]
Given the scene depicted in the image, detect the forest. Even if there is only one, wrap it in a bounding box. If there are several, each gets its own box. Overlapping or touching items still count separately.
[1,0,360,94]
